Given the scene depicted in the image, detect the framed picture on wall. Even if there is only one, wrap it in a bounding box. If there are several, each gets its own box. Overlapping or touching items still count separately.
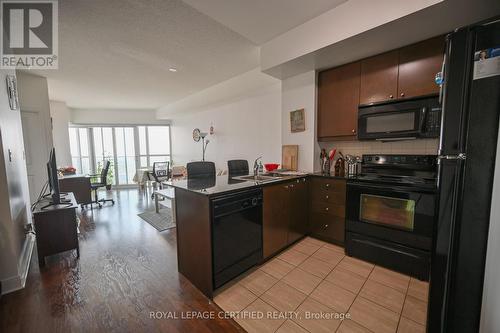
[290,108,305,133]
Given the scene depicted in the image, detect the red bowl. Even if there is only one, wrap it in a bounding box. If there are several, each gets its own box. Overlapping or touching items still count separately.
[264,163,279,171]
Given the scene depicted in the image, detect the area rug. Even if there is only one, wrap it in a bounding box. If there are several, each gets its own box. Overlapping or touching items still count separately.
[138,207,175,232]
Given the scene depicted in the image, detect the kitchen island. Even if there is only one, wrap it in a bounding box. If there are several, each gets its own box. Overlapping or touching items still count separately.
[167,174,311,298]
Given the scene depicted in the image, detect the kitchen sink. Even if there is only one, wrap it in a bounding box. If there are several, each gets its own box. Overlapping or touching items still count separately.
[234,175,281,182]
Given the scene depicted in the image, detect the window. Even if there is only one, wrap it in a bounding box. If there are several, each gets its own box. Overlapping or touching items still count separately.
[69,127,91,175]
[69,125,171,186]
[138,126,171,168]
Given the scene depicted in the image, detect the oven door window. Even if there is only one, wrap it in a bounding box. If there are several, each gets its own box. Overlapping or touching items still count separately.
[359,194,415,231]
[365,112,416,134]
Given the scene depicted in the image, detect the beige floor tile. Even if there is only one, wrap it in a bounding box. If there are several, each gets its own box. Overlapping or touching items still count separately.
[213,284,257,312]
[293,241,322,256]
[278,249,309,266]
[235,299,285,333]
[310,280,357,312]
[336,256,374,278]
[407,278,429,302]
[325,267,367,294]
[276,320,309,333]
[293,297,343,333]
[349,297,400,333]
[359,280,406,313]
[323,242,345,254]
[261,281,307,312]
[312,247,345,266]
[397,317,425,333]
[298,256,336,278]
[302,237,327,246]
[240,270,278,296]
[337,320,372,333]
[369,266,410,293]
[402,295,428,326]
[260,258,294,279]
[282,268,322,295]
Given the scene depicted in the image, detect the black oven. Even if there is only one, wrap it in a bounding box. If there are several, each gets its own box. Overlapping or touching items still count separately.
[345,154,438,280]
[358,96,441,141]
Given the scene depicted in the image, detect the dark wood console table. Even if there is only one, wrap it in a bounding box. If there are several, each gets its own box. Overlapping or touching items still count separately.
[32,192,79,266]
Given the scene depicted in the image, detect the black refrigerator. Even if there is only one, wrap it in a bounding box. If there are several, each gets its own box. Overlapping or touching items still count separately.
[428,17,500,332]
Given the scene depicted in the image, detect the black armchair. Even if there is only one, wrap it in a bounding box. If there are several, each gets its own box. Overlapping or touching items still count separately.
[227,159,249,178]
[90,160,115,208]
[186,161,216,179]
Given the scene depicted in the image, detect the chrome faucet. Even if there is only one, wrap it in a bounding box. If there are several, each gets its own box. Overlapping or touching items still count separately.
[253,157,262,176]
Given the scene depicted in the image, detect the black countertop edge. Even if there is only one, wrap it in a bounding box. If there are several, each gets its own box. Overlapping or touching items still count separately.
[166,173,352,198]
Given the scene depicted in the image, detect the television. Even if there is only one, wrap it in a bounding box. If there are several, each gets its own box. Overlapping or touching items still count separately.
[47,148,61,204]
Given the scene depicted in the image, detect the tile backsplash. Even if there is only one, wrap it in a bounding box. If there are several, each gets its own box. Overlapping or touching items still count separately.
[319,138,439,157]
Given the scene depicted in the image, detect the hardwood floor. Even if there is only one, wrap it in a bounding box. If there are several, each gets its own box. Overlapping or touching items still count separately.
[0,189,242,333]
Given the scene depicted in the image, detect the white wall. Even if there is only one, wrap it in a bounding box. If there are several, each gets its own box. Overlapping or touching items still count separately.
[71,108,170,125]
[49,101,72,166]
[170,83,281,171]
[480,121,500,332]
[281,70,319,172]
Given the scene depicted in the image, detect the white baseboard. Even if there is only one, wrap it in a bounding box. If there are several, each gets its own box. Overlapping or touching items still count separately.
[1,234,35,295]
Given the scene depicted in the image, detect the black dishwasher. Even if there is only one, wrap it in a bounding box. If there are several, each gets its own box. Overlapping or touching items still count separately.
[212,189,263,289]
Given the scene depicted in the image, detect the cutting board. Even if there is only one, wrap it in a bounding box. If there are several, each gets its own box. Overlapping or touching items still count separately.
[282,145,298,171]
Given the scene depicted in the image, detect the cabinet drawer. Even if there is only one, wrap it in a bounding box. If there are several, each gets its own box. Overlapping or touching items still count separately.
[311,178,346,193]
[311,190,346,205]
[310,212,345,244]
[311,202,345,218]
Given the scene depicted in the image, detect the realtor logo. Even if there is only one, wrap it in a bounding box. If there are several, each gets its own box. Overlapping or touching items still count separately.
[1,0,58,69]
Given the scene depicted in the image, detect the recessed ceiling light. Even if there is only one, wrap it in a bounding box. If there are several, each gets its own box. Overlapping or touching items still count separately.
[169,68,177,72]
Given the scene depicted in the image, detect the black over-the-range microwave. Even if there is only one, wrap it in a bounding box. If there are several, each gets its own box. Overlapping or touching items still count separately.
[357,96,441,141]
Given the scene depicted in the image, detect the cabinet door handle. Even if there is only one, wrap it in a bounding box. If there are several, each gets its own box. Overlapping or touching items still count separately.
[400,92,405,97]
[389,94,394,99]
[326,184,330,188]
[325,195,329,199]
[352,129,356,133]
[324,224,329,229]
[325,207,329,212]
[284,185,289,189]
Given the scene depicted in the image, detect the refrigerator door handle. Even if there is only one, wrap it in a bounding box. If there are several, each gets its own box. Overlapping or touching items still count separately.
[437,153,467,161]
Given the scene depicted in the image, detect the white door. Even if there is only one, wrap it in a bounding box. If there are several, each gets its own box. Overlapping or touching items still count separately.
[21,110,51,204]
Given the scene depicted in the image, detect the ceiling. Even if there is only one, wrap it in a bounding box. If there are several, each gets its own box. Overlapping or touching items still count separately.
[181,0,347,44]
[28,0,348,109]
[29,0,260,109]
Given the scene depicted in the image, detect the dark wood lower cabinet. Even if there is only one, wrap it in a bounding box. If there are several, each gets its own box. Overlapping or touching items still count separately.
[309,177,347,245]
[263,178,309,259]
[263,183,290,258]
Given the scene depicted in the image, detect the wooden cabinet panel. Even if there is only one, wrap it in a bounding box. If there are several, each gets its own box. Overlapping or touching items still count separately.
[263,183,291,259]
[310,213,345,244]
[288,178,309,244]
[360,50,399,105]
[317,61,360,139]
[309,177,347,245]
[398,36,444,99]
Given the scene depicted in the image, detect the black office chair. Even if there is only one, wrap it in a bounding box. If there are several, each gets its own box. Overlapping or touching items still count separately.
[151,161,170,199]
[186,161,216,178]
[90,160,115,208]
[227,160,249,177]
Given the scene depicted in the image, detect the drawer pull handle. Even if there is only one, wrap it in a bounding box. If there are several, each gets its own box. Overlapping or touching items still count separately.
[324,224,329,229]
[325,195,329,199]
[325,207,329,212]
[326,184,330,188]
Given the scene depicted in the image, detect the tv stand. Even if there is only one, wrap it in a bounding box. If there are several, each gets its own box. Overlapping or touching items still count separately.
[32,192,79,266]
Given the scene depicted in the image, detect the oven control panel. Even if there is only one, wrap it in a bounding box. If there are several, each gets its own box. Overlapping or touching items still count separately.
[363,154,437,167]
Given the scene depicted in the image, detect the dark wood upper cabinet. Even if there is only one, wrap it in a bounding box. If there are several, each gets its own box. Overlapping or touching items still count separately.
[359,50,399,105]
[317,61,360,139]
[398,36,445,99]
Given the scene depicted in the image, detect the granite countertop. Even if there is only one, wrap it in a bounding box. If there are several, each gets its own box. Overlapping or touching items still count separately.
[166,174,306,197]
